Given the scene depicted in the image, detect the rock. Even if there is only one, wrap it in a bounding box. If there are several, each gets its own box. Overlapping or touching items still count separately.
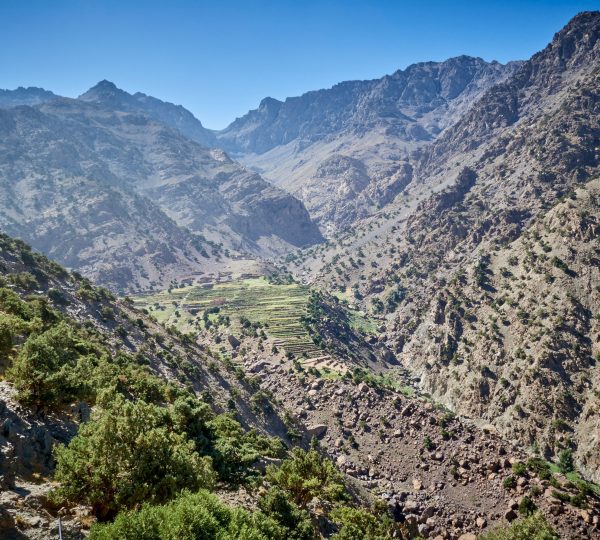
[580,509,591,524]
[458,534,477,540]
[227,335,240,349]
[404,500,420,512]
[305,424,327,438]
[248,361,267,373]
[252,457,282,474]
[476,517,487,528]
[336,455,348,467]
[401,405,414,417]
[412,478,423,490]
[0,507,14,530]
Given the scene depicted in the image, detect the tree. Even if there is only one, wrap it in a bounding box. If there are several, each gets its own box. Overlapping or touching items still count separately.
[53,393,215,519]
[266,448,347,509]
[558,448,574,474]
[6,321,87,405]
[258,487,313,540]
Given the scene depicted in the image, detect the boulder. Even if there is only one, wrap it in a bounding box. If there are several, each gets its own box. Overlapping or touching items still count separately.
[227,334,240,348]
[306,424,327,438]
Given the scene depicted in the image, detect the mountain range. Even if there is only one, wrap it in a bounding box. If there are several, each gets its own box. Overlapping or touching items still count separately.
[0,10,599,540]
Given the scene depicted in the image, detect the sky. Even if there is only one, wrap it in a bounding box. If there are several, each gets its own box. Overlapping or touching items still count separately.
[0,1,596,129]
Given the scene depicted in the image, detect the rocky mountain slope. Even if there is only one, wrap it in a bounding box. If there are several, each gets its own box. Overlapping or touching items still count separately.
[1,233,597,539]
[285,11,600,485]
[0,89,322,291]
[79,80,216,148]
[217,56,519,232]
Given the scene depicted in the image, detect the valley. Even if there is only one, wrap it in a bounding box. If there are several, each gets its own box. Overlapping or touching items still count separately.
[0,8,599,540]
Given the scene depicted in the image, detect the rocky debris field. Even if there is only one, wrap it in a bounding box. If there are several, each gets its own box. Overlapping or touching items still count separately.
[253,360,600,538]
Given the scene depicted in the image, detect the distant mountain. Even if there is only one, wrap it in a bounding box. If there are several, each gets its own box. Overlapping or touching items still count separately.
[0,86,58,108]
[0,88,322,291]
[216,56,520,232]
[79,80,216,147]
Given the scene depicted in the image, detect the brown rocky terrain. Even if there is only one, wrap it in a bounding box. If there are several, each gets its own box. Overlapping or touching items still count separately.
[284,11,600,487]
[2,233,598,539]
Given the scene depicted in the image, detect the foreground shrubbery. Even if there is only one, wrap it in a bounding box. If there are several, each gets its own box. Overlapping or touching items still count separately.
[479,512,558,540]
[88,490,290,540]
[52,393,216,519]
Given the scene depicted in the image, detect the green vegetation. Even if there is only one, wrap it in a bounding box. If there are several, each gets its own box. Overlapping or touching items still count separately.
[89,490,291,540]
[478,512,558,540]
[53,393,215,519]
[330,506,402,539]
[134,278,324,361]
[265,447,348,509]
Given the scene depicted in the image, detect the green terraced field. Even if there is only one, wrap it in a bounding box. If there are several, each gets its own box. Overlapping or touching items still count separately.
[133,278,326,360]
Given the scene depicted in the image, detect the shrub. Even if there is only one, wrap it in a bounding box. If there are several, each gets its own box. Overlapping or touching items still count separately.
[6,322,96,405]
[478,512,558,540]
[52,393,215,519]
[89,490,287,540]
[518,495,536,516]
[503,476,517,489]
[266,448,348,509]
[512,461,527,477]
[330,505,401,539]
[258,487,313,540]
[558,449,574,474]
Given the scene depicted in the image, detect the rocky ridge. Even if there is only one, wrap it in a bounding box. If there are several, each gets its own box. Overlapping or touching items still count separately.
[217,56,520,232]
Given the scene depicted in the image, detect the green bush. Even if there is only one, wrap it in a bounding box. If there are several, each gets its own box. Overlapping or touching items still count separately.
[266,448,348,509]
[258,487,313,540]
[558,449,574,474]
[503,476,517,489]
[52,393,215,519]
[89,490,287,540]
[330,505,400,540]
[478,512,558,539]
[6,322,97,405]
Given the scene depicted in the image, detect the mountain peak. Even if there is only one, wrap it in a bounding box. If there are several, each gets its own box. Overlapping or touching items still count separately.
[78,80,128,102]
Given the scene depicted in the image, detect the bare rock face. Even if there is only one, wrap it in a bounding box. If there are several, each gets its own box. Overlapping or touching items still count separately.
[216,56,519,232]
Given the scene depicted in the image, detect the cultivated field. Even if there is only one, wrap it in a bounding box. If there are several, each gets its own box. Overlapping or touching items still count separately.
[133,278,326,361]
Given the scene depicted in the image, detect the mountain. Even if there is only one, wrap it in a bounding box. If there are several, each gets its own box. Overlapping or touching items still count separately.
[0,88,322,291]
[217,56,520,233]
[79,79,216,147]
[286,11,600,482]
[0,86,58,108]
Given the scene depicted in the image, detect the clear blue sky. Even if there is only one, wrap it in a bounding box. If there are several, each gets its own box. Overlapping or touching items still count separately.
[0,0,596,128]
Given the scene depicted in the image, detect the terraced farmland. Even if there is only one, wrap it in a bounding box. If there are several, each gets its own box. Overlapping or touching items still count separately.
[133,278,327,361]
